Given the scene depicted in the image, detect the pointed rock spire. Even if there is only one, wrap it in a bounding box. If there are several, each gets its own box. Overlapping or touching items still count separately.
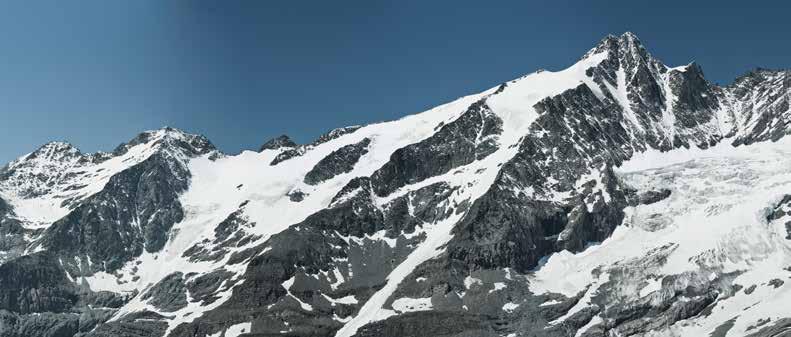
[582,32,651,65]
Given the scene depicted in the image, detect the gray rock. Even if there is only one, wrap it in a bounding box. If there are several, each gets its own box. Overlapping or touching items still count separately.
[269,147,306,166]
[637,189,672,205]
[82,320,167,337]
[768,278,784,288]
[0,253,78,314]
[260,135,297,151]
[745,317,791,337]
[140,272,187,312]
[310,126,362,146]
[0,198,26,264]
[370,99,502,197]
[185,269,235,305]
[36,136,211,274]
[304,138,371,185]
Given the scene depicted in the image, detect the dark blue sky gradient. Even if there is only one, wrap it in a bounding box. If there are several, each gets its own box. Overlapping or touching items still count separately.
[0,1,789,163]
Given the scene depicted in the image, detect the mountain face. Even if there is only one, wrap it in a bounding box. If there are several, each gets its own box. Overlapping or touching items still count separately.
[1,33,791,337]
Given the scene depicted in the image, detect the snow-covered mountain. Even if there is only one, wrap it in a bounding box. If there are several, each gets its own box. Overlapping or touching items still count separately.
[1,33,790,337]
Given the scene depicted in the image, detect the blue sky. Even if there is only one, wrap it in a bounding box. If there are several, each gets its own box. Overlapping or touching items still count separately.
[0,1,789,163]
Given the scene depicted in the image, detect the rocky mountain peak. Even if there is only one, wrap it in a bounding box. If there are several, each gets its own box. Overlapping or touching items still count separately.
[0,141,83,183]
[583,32,647,60]
[112,126,216,158]
[19,141,83,165]
[731,67,790,88]
[0,142,86,200]
[259,134,297,151]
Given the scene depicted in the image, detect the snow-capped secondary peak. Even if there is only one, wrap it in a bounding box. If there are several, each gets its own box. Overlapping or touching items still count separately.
[113,126,216,158]
[0,127,216,228]
[27,141,82,159]
[0,142,85,199]
[2,141,83,173]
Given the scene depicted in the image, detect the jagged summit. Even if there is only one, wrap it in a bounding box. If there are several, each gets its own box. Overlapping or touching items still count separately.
[582,31,648,60]
[259,134,297,151]
[730,67,790,85]
[0,126,216,224]
[20,141,82,164]
[113,126,216,157]
[32,141,81,154]
[6,127,215,171]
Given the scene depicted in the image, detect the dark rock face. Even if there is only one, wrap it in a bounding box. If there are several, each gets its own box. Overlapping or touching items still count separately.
[287,189,306,202]
[767,194,791,232]
[667,63,722,131]
[304,138,371,185]
[0,253,78,314]
[729,69,791,146]
[182,204,259,263]
[746,318,791,337]
[268,127,362,166]
[79,291,128,309]
[0,309,115,337]
[0,311,77,337]
[585,33,724,151]
[5,128,217,277]
[355,312,497,337]
[0,199,26,263]
[636,188,671,205]
[185,269,235,305]
[140,272,187,313]
[768,278,784,288]
[269,147,306,166]
[371,100,502,196]
[82,320,167,337]
[310,126,362,146]
[0,198,11,217]
[260,135,297,151]
[36,153,190,274]
[447,84,633,273]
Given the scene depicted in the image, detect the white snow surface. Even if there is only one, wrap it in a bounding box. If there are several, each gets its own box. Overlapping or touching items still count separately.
[391,297,433,313]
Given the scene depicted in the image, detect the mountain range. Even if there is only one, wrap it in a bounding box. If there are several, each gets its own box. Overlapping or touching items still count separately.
[1,32,790,337]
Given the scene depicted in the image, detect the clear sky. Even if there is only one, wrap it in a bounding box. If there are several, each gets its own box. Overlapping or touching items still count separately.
[0,1,788,163]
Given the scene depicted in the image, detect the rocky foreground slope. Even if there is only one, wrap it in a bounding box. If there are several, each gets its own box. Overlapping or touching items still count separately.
[1,33,790,337]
